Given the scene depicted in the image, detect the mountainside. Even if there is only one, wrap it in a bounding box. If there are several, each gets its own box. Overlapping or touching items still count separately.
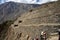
[0,1,40,23]
[20,1,60,24]
[3,1,60,40]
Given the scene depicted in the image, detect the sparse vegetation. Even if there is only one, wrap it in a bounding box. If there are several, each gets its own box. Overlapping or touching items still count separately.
[0,20,14,40]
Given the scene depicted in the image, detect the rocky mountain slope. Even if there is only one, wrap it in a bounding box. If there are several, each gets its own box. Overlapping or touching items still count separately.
[0,1,40,23]
[19,1,60,24]
[3,0,60,40]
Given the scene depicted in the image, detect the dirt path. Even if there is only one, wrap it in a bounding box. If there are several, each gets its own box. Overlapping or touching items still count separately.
[20,23,60,26]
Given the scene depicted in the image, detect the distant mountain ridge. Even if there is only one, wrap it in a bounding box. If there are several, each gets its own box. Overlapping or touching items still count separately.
[0,1,40,24]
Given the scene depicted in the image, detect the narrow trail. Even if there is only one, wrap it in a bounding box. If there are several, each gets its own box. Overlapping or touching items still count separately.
[20,23,60,26]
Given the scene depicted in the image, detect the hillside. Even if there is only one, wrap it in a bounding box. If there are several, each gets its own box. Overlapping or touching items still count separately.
[3,0,60,40]
[0,1,40,24]
[0,20,14,40]
[19,1,60,25]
